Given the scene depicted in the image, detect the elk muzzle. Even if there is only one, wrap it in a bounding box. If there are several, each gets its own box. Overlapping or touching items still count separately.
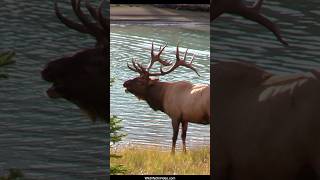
[41,67,62,99]
[123,80,132,93]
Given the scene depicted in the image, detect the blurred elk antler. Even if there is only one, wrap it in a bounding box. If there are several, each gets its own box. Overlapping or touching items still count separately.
[54,0,108,48]
[211,0,288,46]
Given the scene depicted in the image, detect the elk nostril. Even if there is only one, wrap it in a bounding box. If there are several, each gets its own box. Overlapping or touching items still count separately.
[123,81,132,88]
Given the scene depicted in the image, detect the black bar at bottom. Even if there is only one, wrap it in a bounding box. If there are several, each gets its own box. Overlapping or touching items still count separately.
[111,175,211,180]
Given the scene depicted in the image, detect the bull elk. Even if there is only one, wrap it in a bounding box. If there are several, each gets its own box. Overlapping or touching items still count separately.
[123,43,210,154]
[41,0,108,122]
[211,0,288,45]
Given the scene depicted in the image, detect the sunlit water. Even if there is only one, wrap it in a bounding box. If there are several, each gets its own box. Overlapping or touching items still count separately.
[212,0,320,74]
[0,1,107,179]
[110,24,210,150]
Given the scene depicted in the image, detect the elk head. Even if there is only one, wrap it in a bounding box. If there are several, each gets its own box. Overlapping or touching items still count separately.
[41,0,108,122]
[123,42,199,100]
[211,0,288,46]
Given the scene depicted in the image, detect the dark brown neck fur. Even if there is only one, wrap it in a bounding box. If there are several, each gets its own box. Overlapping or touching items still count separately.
[145,82,167,112]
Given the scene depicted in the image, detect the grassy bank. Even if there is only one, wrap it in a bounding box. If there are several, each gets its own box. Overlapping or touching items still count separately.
[111,145,210,175]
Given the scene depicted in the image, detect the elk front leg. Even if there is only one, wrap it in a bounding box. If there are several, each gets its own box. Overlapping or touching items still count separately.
[181,120,188,153]
[171,120,180,155]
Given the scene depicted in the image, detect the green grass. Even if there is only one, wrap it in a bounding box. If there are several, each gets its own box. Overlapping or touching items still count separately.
[111,145,210,175]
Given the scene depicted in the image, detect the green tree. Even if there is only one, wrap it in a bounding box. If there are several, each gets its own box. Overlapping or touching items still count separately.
[110,78,127,175]
[0,51,15,78]
[0,169,24,180]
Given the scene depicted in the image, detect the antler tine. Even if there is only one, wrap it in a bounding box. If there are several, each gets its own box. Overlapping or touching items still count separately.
[185,54,200,76]
[74,0,108,48]
[147,42,156,71]
[98,0,108,31]
[127,63,138,73]
[72,0,99,35]
[137,63,149,74]
[158,42,167,55]
[55,0,107,48]
[179,46,200,76]
[54,1,88,34]
[175,43,182,61]
[127,58,149,77]
[147,42,171,71]
[84,0,107,32]
[181,48,199,76]
[147,45,152,70]
[190,53,195,64]
[149,44,200,77]
[151,41,154,56]
[85,0,99,20]
[127,59,140,72]
[183,49,188,62]
[132,58,142,72]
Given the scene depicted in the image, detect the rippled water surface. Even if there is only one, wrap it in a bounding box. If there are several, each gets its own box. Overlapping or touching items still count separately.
[110,23,210,149]
[0,1,106,179]
[212,0,320,74]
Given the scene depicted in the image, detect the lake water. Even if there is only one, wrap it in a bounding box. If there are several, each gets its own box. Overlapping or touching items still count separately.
[212,0,320,74]
[0,1,107,179]
[110,23,210,150]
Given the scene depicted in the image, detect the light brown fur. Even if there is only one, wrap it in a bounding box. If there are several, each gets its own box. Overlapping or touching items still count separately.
[160,81,210,153]
[163,81,210,124]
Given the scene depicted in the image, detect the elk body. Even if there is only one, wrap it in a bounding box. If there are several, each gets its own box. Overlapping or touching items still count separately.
[209,0,317,179]
[212,61,320,180]
[123,43,210,154]
[41,0,108,122]
[211,0,288,45]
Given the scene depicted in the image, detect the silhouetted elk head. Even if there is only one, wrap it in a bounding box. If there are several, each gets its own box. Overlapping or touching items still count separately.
[123,42,199,100]
[211,0,288,45]
[41,0,108,122]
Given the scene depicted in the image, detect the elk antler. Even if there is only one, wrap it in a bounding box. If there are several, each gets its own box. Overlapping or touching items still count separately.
[211,0,288,46]
[127,58,149,77]
[158,44,200,76]
[147,42,172,71]
[127,43,200,77]
[127,42,172,77]
[54,0,108,48]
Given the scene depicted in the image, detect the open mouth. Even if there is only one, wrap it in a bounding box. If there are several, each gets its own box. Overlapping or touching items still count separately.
[123,88,144,100]
[46,84,61,98]
[123,84,130,93]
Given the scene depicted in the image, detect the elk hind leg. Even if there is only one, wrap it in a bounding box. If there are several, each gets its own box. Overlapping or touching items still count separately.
[171,119,180,155]
[181,121,188,153]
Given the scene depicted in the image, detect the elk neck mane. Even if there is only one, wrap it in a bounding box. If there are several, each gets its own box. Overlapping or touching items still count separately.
[144,80,197,113]
[144,81,169,112]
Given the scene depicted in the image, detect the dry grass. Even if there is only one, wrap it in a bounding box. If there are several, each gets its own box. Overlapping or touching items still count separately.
[111,145,210,175]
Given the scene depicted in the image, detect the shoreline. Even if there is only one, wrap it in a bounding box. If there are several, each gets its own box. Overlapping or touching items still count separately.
[111,142,210,152]
[110,5,210,28]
